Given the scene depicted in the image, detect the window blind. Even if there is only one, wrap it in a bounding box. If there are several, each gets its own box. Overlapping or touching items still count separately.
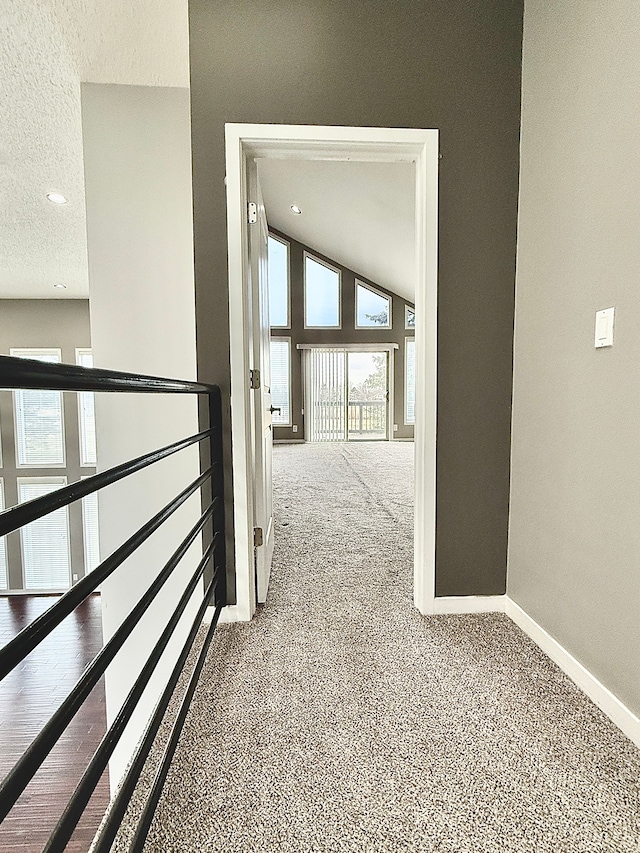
[11,349,65,466]
[19,478,71,590]
[76,350,97,465]
[304,348,347,442]
[269,340,291,426]
[405,339,416,425]
[82,488,101,574]
[0,480,7,590]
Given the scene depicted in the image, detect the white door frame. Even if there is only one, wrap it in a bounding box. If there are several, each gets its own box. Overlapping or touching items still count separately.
[224,123,439,622]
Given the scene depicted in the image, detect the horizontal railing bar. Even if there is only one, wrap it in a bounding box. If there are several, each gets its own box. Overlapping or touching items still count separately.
[0,503,217,823]
[0,467,213,682]
[130,604,223,853]
[0,355,217,395]
[0,429,215,537]
[48,559,221,853]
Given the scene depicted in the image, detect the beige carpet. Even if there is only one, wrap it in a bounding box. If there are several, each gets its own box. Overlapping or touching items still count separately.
[114,442,640,853]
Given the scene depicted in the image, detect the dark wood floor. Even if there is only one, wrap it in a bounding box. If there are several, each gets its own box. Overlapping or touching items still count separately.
[0,595,109,853]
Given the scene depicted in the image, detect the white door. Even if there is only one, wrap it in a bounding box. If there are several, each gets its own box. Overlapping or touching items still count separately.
[248,161,275,603]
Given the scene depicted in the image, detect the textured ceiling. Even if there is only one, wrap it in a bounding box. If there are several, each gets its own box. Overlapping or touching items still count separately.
[2,1,415,304]
[259,159,416,302]
[0,0,189,299]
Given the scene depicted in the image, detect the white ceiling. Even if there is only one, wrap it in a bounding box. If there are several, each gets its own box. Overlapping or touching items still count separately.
[1,1,415,303]
[0,0,189,299]
[259,159,416,302]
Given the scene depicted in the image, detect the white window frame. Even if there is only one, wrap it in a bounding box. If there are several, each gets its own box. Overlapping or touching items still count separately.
[76,348,97,467]
[267,233,291,329]
[269,336,292,427]
[10,347,66,468]
[17,475,71,592]
[405,304,416,330]
[405,337,416,425]
[355,280,392,330]
[303,251,342,329]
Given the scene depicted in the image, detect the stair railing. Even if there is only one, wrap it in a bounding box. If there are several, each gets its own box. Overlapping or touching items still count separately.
[0,354,227,853]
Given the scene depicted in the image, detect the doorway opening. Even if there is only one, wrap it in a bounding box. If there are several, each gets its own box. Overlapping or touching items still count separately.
[224,124,438,621]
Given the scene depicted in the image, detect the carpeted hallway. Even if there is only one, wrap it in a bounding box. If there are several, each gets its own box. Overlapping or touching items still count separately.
[117,442,640,852]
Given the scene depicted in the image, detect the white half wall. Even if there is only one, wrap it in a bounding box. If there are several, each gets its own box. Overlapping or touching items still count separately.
[81,83,202,790]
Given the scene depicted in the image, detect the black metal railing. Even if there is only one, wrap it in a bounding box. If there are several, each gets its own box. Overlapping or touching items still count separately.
[0,354,227,852]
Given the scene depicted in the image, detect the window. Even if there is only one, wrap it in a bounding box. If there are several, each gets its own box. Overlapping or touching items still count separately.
[18,477,71,590]
[355,282,391,329]
[270,339,291,426]
[304,254,341,328]
[405,305,415,329]
[0,480,7,591]
[11,348,65,466]
[405,338,416,425]
[268,236,289,328]
[76,349,97,466]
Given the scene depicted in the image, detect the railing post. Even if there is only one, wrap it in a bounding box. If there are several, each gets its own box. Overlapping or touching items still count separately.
[208,387,227,607]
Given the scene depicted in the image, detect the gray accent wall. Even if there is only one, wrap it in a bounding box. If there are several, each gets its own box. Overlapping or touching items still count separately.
[509,0,640,717]
[189,0,523,599]
[269,230,415,443]
[0,299,92,589]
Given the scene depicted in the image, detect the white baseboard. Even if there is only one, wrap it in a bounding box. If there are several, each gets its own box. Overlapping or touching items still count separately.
[215,603,251,623]
[433,594,506,614]
[429,593,640,749]
[505,597,640,750]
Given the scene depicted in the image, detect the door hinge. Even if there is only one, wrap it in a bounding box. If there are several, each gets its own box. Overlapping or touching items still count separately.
[250,368,261,390]
[253,527,263,547]
[247,202,257,224]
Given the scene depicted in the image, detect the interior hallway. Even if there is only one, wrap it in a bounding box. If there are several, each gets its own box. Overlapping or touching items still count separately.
[116,443,640,852]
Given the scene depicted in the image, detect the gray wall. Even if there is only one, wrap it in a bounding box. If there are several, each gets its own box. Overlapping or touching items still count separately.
[189,0,524,598]
[509,0,640,717]
[0,299,92,589]
[270,230,415,442]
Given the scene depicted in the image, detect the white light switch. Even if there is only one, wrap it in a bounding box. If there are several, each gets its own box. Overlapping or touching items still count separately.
[595,307,615,348]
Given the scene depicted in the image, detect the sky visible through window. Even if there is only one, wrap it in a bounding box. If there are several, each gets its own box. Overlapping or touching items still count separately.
[305,256,340,327]
[356,283,390,327]
[268,237,288,327]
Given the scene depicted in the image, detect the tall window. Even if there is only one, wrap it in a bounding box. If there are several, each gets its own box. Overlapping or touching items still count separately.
[270,339,291,426]
[268,236,289,328]
[11,348,65,466]
[355,282,391,329]
[76,349,97,466]
[0,480,7,591]
[304,254,341,328]
[18,477,71,590]
[405,339,416,425]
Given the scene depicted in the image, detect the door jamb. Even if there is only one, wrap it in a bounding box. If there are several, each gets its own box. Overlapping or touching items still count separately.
[224,123,439,621]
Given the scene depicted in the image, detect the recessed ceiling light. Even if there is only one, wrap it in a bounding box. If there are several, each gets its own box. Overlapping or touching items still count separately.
[46,192,67,204]
[53,283,66,289]
[290,204,302,215]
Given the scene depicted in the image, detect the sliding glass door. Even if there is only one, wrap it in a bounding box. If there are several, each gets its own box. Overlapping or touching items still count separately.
[304,348,389,442]
[347,352,388,440]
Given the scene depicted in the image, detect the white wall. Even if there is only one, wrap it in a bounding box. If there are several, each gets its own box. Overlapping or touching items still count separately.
[509,0,640,717]
[81,83,203,788]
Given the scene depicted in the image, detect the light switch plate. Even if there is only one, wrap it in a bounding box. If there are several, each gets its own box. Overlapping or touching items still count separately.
[595,307,615,348]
